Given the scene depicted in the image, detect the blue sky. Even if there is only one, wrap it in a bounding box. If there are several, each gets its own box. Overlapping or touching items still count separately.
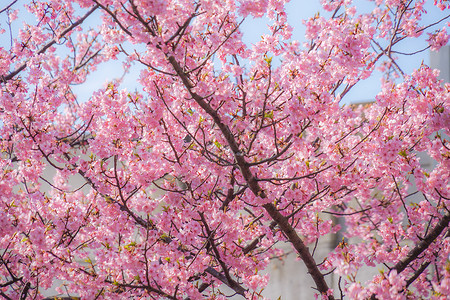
[240,0,449,104]
[1,0,448,104]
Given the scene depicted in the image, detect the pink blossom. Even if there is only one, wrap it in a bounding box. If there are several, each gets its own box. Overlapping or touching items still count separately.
[428,27,450,51]
[1,0,449,299]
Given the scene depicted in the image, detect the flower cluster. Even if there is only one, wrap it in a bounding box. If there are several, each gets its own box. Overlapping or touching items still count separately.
[0,0,449,299]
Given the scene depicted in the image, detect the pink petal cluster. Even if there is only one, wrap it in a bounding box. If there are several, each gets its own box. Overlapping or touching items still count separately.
[0,0,449,299]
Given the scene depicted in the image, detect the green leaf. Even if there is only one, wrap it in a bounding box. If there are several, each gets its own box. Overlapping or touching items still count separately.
[264,55,272,66]
[435,105,444,113]
[124,241,136,251]
[104,196,114,204]
[398,150,408,158]
[264,111,274,119]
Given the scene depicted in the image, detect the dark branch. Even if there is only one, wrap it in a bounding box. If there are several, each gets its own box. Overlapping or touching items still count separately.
[3,5,99,82]
[394,213,450,273]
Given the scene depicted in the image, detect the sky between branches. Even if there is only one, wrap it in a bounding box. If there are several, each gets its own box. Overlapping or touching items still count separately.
[0,0,448,104]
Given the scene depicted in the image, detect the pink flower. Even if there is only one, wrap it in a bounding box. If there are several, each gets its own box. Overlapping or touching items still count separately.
[428,28,449,51]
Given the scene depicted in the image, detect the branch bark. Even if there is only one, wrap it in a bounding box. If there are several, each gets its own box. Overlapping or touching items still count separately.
[2,5,99,82]
[394,213,450,273]
[369,213,450,299]
[167,55,334,299]
[262,203,333,298]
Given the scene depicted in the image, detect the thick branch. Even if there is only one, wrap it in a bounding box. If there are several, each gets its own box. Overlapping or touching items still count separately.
[262,203,333,299]
[167,56,262,197]
[394,213,450,273]
[205,267,247,297]
[0,0,18,14]
[368,213,450,299]
[167,54,334,299]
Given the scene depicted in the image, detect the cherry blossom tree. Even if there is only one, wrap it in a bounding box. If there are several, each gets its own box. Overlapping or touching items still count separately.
[1,0,449,299]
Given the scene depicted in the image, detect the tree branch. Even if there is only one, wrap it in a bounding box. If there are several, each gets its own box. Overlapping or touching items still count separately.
[0,0,18,14]
[167,53,334,300]
[3,5,99,82]
[262,203,333,299]
[394,213,450,274]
